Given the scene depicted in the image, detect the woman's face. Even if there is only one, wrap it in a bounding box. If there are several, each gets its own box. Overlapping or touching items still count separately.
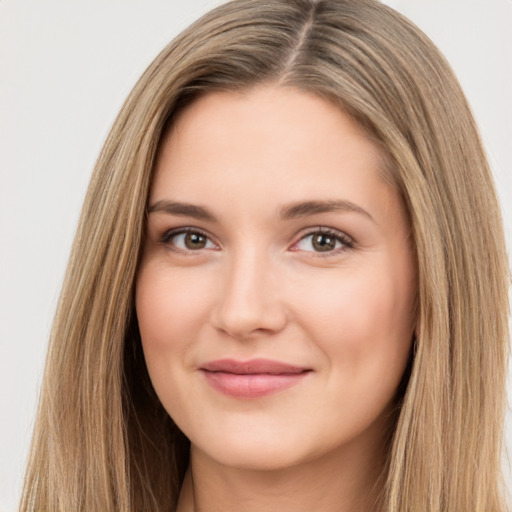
[136,85,416,472]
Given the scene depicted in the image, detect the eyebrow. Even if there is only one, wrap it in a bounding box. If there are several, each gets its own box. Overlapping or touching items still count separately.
[279,200,376,223]
[147,199,375,224]
[148,200,217,222]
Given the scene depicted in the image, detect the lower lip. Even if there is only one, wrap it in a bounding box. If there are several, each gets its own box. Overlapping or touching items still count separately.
[201,370,309,398]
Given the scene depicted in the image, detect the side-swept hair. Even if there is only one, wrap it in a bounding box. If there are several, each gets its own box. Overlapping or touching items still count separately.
[21,1,509,510]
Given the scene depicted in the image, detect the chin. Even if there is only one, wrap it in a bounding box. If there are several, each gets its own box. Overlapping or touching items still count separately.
[195,443,308,472]
[188,424,315,472]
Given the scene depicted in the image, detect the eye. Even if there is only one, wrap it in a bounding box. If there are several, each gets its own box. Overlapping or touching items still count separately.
[293,229,353,253]
[163,229,217,251]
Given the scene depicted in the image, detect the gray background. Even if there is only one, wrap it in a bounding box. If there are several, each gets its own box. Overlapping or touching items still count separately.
[1,1,511,510]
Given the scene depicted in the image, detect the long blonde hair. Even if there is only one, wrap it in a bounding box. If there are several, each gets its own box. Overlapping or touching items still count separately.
[21,1,510,510]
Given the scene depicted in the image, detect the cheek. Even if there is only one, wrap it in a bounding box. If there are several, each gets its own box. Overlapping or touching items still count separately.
[135,262,212,391]
[135,262,218,426]
[294,264,414,386]
[136,264,210,345]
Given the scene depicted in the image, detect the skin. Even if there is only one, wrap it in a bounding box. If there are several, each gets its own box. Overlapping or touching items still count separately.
[136,84,417,512]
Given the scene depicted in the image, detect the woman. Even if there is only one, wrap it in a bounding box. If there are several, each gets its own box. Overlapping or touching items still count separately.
[20,0,510,511]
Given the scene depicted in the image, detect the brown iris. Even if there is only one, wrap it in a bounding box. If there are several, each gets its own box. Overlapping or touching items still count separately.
[312,233,337,252]
[184,232,208,249]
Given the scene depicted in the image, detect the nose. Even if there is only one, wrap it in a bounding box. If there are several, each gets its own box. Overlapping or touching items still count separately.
[211,249,288,339]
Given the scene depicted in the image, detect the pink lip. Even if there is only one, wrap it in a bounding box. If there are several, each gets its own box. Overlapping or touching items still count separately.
[200,358,311,399]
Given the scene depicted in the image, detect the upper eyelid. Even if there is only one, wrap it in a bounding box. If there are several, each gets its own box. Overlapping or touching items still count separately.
[295,226,354,243]
[162,226,215,241]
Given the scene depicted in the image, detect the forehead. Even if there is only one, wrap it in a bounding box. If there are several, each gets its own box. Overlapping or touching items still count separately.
[165,85,377,153]
[150,85,404,227]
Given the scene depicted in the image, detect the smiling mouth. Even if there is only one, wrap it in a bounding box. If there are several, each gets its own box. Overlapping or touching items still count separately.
[199,358,312,399]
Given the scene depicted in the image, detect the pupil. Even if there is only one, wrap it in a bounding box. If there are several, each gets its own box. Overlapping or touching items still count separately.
[313,233,335,252]
[185,232,206,249]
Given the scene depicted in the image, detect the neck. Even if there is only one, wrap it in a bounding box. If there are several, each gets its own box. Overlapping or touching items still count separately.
[176,437,388,512]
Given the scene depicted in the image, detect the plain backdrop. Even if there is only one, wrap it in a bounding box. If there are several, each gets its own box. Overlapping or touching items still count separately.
[1,1,511,510]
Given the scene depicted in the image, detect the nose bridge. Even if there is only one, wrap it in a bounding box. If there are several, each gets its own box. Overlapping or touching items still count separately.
[213,244,286,338]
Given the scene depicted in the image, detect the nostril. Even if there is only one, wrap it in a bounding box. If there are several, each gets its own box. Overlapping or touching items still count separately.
[210,256,288,338]
[211,295,288,339]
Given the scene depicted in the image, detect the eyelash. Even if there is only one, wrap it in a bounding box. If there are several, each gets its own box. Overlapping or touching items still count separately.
[291,227,355,255]
[159,226,355,256]
[160,227,217,253]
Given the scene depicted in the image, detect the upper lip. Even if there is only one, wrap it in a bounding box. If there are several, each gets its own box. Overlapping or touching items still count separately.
[200,358,311,375]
